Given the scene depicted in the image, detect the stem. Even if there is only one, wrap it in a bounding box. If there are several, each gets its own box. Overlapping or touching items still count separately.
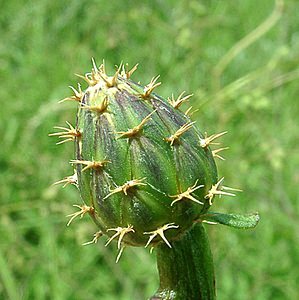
[150,224,215,300]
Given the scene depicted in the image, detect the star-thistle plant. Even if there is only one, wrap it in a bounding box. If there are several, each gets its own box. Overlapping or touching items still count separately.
[50,60,259,300]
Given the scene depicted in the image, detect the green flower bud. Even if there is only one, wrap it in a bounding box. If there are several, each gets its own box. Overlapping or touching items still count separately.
[50,61,257,257]
[71,61,227,251]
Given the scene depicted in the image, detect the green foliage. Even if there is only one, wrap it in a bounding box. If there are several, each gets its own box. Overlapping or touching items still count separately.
[201,212,259,229]
[1,0,298,299]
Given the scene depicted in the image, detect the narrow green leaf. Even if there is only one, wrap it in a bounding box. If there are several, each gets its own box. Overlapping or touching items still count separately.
[200,212,260,229]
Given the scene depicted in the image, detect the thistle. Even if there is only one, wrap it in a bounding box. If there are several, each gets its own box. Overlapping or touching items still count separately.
[50,60,259,300]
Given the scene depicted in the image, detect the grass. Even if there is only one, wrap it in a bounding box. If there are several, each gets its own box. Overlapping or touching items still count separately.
[1,0,299,299]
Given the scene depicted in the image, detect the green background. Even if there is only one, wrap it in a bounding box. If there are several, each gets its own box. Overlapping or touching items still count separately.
[1,0,298,299]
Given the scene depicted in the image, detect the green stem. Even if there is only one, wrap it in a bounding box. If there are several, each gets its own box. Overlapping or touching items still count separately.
[151,224,215,300]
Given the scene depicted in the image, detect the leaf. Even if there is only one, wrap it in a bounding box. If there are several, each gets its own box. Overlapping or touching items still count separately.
[200,212,260,229]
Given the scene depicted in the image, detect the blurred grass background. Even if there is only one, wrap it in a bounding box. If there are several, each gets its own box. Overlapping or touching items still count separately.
[0,0,298,299]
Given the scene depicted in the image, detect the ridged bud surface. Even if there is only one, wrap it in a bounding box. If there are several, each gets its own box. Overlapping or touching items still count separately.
[73,66,218,248]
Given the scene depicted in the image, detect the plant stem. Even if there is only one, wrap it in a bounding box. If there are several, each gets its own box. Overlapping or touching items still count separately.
[150,224,215,300]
